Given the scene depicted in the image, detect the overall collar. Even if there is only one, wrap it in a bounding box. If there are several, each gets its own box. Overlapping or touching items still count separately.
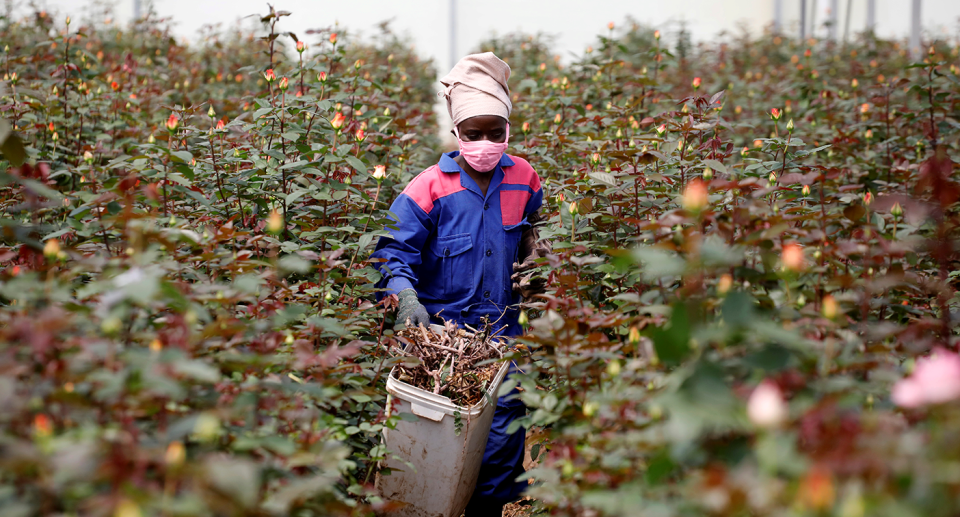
[438,151,515,200]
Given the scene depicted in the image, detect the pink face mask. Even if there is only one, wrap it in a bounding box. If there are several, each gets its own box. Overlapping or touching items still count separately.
[455,124,509,172]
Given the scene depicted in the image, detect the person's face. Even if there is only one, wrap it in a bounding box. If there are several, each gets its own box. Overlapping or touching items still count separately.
[455,115,508,143]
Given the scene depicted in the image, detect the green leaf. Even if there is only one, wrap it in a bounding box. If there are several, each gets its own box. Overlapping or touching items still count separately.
[166,173,192,186]
[702,159,728,175]
[171,150,193,163]
[588,171,617,188]
[344,155,366,172]
[651,302,691,366]
[743,344,793,372]
[518,78,538,92]
[0,119,26,166]
[632,246,685,281]
[721,291,756,328]
[357,232,374,253]
[644,450,676,485]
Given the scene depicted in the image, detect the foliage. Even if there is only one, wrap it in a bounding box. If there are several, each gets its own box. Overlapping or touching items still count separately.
[2,4,960,517]
[497,21,960,517]
[0,5,437,515]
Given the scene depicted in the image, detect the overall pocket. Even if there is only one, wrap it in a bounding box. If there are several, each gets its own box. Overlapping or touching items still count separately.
[429,233,474,300]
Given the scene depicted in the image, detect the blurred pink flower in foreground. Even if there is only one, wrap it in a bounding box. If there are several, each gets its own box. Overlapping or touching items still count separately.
[747,380,787,428]
[891,348,960,408]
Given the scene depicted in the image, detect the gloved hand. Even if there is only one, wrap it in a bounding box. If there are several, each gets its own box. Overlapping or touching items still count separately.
[512,262,547,299]
[512,213,551,299]
[396,288,430,330]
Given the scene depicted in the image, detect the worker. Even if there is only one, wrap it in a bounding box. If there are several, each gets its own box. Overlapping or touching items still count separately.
[372,52,549,516]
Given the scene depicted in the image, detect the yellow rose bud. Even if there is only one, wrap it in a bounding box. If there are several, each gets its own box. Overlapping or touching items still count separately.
[43,239,61,258]
[114,499,142,517]
[607,360,621,377]
[583,401,599,416]
[165,441,185,467]
[267,210,283,234]
[717,274,733,294]
[192,413,219,441]
[822,295,839,319]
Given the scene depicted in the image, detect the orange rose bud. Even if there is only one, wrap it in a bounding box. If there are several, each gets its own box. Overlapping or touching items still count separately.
[798,466,836,510]
[263,69,276,82]
[278,77,288,91]
[34,414,52,437]
[691,77,701,89]
[781,243,805,272]
[165,113,178,132]
[355,128,365,142]
[891,202,903,217]
[770,107,781,121]
[682,180,709,212]
[329,33,338,45]
[296,41,306,53]
[331,112,345,130]
[317,71,327,83]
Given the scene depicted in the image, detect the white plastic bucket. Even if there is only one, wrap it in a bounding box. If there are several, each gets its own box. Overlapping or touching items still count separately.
[377,358,511,517]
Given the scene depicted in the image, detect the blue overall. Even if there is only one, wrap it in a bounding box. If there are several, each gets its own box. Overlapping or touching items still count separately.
[373,151,543,508]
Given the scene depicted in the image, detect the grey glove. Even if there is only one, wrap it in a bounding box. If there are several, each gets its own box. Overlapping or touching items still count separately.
[512,211,552,299]
[396,289,430,330]
[512,260,548,299]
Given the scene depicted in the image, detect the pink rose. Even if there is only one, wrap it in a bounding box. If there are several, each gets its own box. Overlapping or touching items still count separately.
[747,380,787,428]
[892,348,960,408]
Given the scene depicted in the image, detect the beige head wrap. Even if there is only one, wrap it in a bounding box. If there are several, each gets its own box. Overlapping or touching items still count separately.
[438,52,512,128]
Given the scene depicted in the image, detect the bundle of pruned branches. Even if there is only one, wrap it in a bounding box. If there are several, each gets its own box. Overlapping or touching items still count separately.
[391,318,509,407]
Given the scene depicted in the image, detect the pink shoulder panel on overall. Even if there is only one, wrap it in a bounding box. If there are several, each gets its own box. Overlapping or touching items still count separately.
[501,155,542,192]
[500,155,541,225]
[403,165,466,214]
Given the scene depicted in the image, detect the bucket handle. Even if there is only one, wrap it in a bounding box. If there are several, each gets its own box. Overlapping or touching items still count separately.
[410,402,445,422]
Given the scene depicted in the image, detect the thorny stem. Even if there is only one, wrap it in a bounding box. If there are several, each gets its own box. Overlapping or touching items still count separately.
[208,134,230,221]
[926,66,938,148]
[338,181,383,300]
[163,134,172,217]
